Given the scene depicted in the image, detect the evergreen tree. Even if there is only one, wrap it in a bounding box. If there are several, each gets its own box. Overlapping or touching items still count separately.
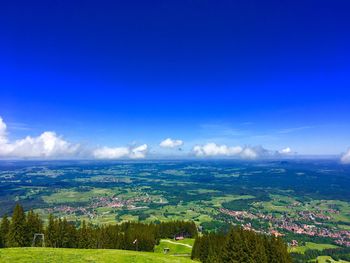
[6,204,27,247]
[267,237,292,263]
[251,234,267,263]
[193,227,291,263]
[25,210,43,246]
[207,233,226,263]
[221,228,242,263]
[78,220,89,248]
[191,236,201,260]
[0,214,10,248]
[61,218,77,248]
[46,214,58,247]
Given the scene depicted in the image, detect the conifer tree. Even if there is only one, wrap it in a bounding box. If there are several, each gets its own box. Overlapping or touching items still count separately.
[251,234,268,263]
[221,228,242,263]
[6,204,27,247]
[78,220,89,248]
[193,227,292,263]
[25,210,43,246]
[267,237,292,263]
[0,214,10,248]
[191,236,201,260]
[46,214,58,247]
[61,218,76,248]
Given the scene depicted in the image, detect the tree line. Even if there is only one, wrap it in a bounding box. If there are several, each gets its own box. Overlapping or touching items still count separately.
[191,227,292,263]
[0,204,197,251]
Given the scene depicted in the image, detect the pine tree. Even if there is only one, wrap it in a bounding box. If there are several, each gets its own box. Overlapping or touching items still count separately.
[25,210,43,246]
[78,220,89,248]
[268,237,292,263]
[251,234,268,263]
[61,218,76,248]
[6,204,27,247]
[0,214,10,248]
[191,236,201,260]
[46,214,58,247]
[221,228,242,263]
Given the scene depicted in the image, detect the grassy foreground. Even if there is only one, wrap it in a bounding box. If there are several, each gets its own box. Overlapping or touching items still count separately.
[0,247,195,263]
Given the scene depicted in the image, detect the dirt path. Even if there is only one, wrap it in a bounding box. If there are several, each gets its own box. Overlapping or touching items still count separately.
[160,240,193,248]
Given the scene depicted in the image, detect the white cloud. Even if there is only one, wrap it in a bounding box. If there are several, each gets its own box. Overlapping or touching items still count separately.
[341,149,350,164]
[160,138,184,148]
[130,144,148,159]
[93,144,148,159]
[92,146,130,159]
[279,147,292,155]
[0,117,80,158]
[192,143,261,159]
[241,147,258,159]
[193,143,242,157]
[0,116,302,161]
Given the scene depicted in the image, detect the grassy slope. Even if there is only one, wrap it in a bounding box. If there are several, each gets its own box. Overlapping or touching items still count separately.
[154,239,194,256]
[0,247,194,263]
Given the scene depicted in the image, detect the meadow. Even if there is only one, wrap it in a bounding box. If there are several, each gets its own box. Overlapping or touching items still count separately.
[0,247,194,263]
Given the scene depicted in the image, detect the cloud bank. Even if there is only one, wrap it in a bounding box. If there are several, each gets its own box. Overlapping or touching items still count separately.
[192,143,267,159]
[159,138,184,148]
[93,144,148,159]
[0,117,80,158]
[2,116,337,161]
[341,148,350,164]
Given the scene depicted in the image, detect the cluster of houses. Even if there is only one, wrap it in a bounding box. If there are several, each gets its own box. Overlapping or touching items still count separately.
[220,207,350,247]
[90,195,154,209]
[276,217,350,246]
[47,205,97,219]
[219,208,257,221]
[46,194,156,219]
[298,210,332,221]
[335,238,350,247]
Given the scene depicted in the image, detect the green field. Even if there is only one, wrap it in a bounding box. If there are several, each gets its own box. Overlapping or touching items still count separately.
[42,188,120,204]
[289,242,339,254]
[0,247,195,263]
[313,256,350,263]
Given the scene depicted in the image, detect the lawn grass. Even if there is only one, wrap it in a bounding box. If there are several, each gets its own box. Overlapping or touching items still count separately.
[0,247,194,263]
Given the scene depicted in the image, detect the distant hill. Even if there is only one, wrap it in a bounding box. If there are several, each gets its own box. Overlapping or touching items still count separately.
[0,247,194,263]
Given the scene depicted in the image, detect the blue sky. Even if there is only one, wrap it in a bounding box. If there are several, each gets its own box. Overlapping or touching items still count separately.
[1,0,350,159]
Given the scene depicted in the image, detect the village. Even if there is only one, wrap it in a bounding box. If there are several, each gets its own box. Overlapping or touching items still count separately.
[219,208,350,247]
[46,194,161,219]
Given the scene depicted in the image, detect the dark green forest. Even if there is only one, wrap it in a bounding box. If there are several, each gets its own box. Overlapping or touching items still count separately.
[191,228,292,263]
